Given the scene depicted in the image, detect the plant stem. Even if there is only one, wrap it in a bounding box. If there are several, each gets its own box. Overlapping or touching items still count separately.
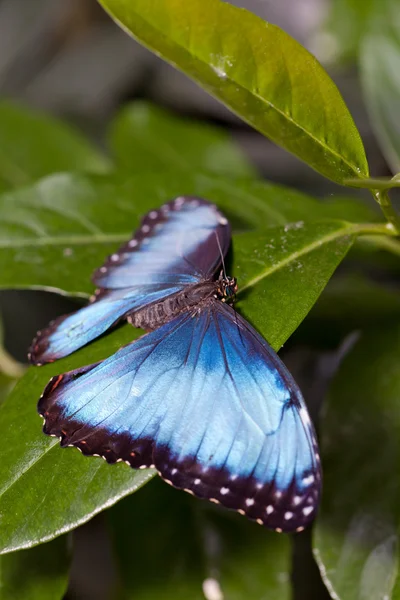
[352,222,397,237]
[372,189,400,234]
[360,234,400,257]
[0,348,25,379]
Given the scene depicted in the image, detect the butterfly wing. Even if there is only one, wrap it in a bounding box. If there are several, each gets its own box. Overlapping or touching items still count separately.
[39,301,321,533]
[29,197,230,364]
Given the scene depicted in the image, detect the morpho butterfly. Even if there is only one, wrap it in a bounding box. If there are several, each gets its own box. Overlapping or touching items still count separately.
[29,197,321,533]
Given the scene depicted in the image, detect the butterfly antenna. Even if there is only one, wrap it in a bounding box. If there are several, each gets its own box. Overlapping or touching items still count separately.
[215,232,227,279]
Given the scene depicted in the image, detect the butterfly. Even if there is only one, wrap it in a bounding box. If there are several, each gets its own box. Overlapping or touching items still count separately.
[29,196,321,533]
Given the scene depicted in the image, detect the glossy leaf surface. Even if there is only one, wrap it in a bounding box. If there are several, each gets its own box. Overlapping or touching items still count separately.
[98,0,369,183]
[234,220,357,350]
[0,101,109,189]
[0,172,374,296]
[110,478,291,600]
[109,101,255,177]
[0,325,153,554]
[314,325,400,599]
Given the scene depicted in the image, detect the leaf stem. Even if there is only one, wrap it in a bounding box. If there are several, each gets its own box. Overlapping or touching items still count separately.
[372,189,400,234]
[359,234,400,257]
[0,347,25,379]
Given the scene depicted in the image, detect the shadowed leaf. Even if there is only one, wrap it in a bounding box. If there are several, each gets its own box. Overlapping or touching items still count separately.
[314,325,400,599]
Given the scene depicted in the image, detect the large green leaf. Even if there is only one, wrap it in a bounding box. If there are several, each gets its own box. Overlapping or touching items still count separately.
[110,478,291,600]
[0,215,357,551]
[361,0,400,174]
[0,172,379,295]
[314,325,400,599]
[233,220,358,350]
[0,101,110,189]
[109,101,255,177]
[0,325,154,555]
[98,0,369,184]
[0,537,69,599]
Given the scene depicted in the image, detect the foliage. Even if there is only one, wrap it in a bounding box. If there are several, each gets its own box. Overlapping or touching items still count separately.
[326,0,400,175]
[0,0,399,598]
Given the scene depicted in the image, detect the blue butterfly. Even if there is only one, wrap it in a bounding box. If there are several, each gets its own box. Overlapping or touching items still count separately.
[30,197,321,533]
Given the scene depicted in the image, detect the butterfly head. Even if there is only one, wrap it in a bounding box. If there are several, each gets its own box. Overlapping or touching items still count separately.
[217,272,238,303]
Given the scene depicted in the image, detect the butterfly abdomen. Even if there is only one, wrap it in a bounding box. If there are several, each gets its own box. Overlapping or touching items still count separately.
[128,281,218,331]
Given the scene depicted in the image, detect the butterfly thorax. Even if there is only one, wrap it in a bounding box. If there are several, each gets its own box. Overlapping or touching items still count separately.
[128,276,237,331]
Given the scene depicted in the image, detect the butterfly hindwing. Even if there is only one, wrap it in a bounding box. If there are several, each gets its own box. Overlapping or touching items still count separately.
[29,197,230,364]
[39,302,321,533]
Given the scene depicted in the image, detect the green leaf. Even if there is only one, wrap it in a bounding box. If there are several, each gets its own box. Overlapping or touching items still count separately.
[0,537,69,600]
[109,478,291,600]
[109,101,255,177]
[361,0,400,174]
[98,0,369,184]
[0,325,155,554]
[314,325,400,599]
[234,220,358,350]
[0,373,14,406]
[0,101,110,189]
[0,172,378,295]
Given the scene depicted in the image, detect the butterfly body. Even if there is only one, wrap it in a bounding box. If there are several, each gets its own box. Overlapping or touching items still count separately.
[31,197,321,533]
[128,279,219,330]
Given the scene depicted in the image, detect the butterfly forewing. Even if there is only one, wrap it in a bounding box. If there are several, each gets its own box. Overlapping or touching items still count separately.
[29,197,230,364]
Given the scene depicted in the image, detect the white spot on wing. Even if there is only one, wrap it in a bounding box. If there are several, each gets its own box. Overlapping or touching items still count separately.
[303,474,315,485]
[303,506,314,516]
[218,216,228,225]
[220,487,229,495]
[128,239,138,248]
[245,498,255,507]
[149,211,158,219]
[142,224,150,233]
[266,505,274,514]
[194,479,201,485]
[284,511,293,520]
